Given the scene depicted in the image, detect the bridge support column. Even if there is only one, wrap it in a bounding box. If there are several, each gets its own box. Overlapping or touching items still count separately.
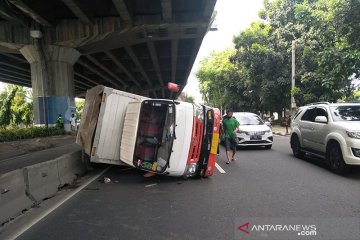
[20,45,81,131]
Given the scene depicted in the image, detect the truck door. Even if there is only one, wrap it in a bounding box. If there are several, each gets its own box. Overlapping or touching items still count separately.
[120,102,142,166]
[76,86,103,155]
[121,100,176,173]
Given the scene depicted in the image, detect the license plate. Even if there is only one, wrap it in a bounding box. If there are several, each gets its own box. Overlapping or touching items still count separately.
[250,135,261,140]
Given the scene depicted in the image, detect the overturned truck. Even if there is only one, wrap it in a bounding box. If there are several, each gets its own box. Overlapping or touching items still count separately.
[77,85,220,178]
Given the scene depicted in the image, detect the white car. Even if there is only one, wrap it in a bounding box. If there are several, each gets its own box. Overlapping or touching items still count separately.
[290,102,360,174]
[233,112,273,149]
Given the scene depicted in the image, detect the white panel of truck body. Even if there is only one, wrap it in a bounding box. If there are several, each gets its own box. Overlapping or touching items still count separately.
[166,102,193,176]
[119,102,142,166]
[86,86,147,165]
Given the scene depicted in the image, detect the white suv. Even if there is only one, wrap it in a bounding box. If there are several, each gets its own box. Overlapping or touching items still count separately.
[290,102,360,174]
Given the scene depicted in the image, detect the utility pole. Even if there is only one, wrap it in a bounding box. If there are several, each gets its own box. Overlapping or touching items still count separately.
[291,40,297,118]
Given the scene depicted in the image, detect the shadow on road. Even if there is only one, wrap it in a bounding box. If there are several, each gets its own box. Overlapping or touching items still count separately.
[290,153,360,180]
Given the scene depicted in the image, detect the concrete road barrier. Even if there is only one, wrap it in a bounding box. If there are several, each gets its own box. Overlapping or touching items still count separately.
[57,151,86,187]
[25,159,61,203]
[0,150,86,225]
[0,169,33,224]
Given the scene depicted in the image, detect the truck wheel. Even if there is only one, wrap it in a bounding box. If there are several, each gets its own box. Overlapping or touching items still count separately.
[291,135,305,159]
[327,142,350,174]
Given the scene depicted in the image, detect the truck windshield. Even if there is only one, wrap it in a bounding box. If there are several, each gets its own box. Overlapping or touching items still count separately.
[330,105,360,121]
[134,100,175,173]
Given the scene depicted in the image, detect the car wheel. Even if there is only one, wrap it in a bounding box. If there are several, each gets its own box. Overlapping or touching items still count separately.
[291,135,305,159]
[327,142,350,174]
[265,145,272,150]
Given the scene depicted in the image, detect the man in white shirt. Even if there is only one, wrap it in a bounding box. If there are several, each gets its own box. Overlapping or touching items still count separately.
[69,113,77,133]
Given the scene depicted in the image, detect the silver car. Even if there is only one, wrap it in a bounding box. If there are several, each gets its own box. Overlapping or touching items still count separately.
[290,102,360,174]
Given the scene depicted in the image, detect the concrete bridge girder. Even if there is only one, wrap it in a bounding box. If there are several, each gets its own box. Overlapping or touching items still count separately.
[0,0,217,127]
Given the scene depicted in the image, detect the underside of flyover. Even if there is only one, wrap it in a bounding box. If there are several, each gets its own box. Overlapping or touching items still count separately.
[0,0,216,127]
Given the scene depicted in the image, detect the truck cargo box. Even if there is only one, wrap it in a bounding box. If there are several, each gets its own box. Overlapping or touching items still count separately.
[76,85,148,165]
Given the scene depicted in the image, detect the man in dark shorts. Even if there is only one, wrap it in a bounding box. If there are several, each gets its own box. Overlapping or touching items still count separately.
[222,110,240,164]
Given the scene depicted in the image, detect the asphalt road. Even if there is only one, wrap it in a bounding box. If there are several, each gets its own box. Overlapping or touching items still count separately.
[15,136,360,240]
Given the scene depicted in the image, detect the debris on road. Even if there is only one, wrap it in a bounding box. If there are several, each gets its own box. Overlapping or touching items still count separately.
[145,183,157,188]
[103,177,112,184]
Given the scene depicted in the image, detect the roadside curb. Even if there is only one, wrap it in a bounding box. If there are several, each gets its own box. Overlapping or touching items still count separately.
[0,150,87,225]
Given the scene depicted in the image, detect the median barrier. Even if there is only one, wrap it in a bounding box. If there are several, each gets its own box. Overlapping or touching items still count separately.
[25,159,60,203]
[0,149,85,225]
[0,169,33,224]
[57,150,86,186]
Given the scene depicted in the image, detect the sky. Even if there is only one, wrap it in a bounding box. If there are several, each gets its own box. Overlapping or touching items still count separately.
[0,0,264,95]
[183,0,264,102]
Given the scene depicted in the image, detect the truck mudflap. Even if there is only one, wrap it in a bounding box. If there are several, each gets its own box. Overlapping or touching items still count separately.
[198,107,221,177]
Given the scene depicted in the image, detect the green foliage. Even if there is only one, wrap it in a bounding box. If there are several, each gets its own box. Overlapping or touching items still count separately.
[196,48,238,109]
[0,86,18,128]
[0,126,65,142]
[75,98,85,120]
[197,0,360,113]
[0,84,33,127]
[183,94,195,103]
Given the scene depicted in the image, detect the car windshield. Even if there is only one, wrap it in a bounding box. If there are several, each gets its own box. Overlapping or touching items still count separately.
[330,105,360,121]
[234,114,264,125]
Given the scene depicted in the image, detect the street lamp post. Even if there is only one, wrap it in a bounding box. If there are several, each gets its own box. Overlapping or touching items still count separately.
[291,40,297,118]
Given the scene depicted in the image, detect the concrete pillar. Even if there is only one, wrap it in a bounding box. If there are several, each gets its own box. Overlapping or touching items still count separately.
[20,45,81,131]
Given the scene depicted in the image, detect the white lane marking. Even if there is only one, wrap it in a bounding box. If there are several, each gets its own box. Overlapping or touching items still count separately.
[9,167,111,240]
[215,162,226,174]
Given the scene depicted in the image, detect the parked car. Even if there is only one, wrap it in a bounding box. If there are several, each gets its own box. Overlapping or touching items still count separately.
[290,102,360,174]
[228,112,273,149]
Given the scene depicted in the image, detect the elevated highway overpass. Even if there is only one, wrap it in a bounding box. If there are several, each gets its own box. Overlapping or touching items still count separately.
[0,0,216,128]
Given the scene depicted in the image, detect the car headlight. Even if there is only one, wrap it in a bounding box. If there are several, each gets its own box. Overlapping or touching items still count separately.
[265,129,271,133]
[346,130,360,139]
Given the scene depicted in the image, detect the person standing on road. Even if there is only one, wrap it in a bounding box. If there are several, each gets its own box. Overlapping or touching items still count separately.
[69,113,77,134]
[222,109,240,164]
[56,114,64,129]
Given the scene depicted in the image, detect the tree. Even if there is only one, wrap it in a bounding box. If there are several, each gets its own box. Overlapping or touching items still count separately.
[75,98,85,120]
[232,22,290,115]
[0,86,18,128]
[183,94,195,104]
[0,84,33,127]
[196,48,239,109]
[198,0,360,115]
[11,87,34,126]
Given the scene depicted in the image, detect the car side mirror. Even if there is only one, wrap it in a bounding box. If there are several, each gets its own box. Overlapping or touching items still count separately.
[315,116,328,123]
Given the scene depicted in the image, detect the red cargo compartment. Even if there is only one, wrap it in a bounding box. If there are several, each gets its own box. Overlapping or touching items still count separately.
[139,122,161,137]
[135,144,156,161]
